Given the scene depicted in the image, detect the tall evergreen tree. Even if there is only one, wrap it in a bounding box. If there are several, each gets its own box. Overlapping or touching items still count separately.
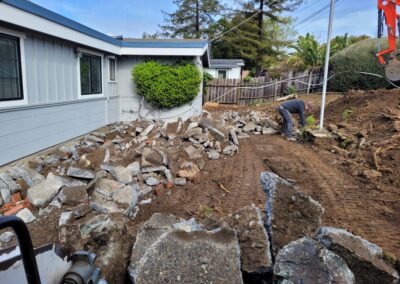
[160,0,222,39]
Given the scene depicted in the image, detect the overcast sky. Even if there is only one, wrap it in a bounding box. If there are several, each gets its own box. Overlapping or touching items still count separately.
[30,0,378,41]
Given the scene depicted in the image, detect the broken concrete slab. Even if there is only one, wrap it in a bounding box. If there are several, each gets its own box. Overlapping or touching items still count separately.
[47,173,87,188]
[223,204,272,273]
[128,213,180,279]
[138,183,153,197]
[133,227,243,284]
[209,127,225,141]
[16,208,37,223]
[0,188,11,203]
[0,231,15,243]
[207,150,220,160]
[94,178,125,198]
[127,161,141,176]
[274,237,354,284]
[27,177,63,207]
[62,186,89,206]
[185,145,203,160]
[66,167,95,180]
[173,178,187,186]
[243,122,256,133]
[141,166,167,173]
[260,172,325,254]
[112,185,139,208]
[7,166,45,187]
[262,127,278,135]
[223,145,238,155]
[316,227,399,283]
[229,129,239,145]
[80,214,110,237]
[145,176,159,186]
[129,213,243,284]
[0,172,20,193]
[142,148,163,167]
[111,166,133,184]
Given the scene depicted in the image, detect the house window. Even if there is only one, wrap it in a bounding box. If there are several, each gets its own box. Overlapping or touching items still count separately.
[80,53,102,95]
[0,33,23,101]
[217,70,227,79]
[109,58,116,82]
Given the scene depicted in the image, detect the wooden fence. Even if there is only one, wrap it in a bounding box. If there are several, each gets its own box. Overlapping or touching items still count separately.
[204,70,324,106]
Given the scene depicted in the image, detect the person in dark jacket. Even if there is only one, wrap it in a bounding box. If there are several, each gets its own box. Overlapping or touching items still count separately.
[277,99,313,141]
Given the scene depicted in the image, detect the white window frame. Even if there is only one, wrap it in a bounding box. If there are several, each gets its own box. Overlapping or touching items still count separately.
[217,69,228,79]
[107,56,117,83]
[76,48,104,99]
[0,27,28,108]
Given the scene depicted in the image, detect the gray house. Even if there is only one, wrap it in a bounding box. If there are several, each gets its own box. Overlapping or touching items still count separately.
[204,59,245,79]
[0,0,210,166]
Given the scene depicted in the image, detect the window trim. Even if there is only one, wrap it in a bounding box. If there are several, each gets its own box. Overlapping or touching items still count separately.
[217,69,227,79]
[0,27,28,108]
[77,48,104,99]
[107,56,117,83]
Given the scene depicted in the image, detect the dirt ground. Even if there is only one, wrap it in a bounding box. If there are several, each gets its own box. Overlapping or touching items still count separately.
[4,92,399,273]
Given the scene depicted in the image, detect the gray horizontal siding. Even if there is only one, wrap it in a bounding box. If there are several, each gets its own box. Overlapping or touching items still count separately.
[107,96,119,123]
[0,99,107,165]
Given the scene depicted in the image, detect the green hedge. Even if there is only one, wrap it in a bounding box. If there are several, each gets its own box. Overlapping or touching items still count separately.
[329,38,392,91]
[132,61,201,108]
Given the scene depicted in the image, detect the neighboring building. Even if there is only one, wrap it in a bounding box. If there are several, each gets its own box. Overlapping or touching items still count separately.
[204,59,245,79]
[0,0,210,165]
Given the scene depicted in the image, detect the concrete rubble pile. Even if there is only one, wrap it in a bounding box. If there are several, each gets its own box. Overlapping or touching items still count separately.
[0,110,279,282]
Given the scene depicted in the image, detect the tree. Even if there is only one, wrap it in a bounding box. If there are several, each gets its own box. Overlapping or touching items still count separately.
[287,33,325,70]
[160,0,222,38]
[330,33,370,56]
[211,0,303,75]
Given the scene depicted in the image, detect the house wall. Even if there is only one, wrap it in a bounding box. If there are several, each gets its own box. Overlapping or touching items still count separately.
[118,55,203,122]
[0,27,119,165]
[204,66,242,79]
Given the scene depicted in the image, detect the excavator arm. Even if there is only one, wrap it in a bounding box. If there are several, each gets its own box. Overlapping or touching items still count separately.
[377,0,400,81]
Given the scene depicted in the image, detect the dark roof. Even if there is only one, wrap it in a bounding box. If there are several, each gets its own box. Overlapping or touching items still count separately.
[2,0,208,49]
[210,59,245,68]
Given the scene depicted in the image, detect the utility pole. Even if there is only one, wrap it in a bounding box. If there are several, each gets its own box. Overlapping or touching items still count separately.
[256,0,264,75]
[319,0,335,129]
[195,0,200,38]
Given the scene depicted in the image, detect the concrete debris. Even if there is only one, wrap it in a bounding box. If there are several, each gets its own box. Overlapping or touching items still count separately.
[0,172,20,192]
[145,176,159,186]
[7,166,45,187]
[112,185,139,208]
[229,129,239,145]
[274,237,355,284]
[127,161,141,176]
[260,172,325,254]
[66,166,95,180]
[94,179,125,198]
[141,166,166,173]
[316,227,399,283]
[223,145,238,155]
[0,231,15,243]
[243,122,257,133]
[207,150,220,160]
[111,166,133,184]
[0,188,11,204]
[16,208,37,224]
[185,145,203,160]
[62,186,88,206]
[173,178,187,186]
[59,211,73,226]
[223,204,273,273]
[27,176,63,207]
[47,173,87,188]
[138,183,153,197]
[129,214,243,284]
[80,214,110,237]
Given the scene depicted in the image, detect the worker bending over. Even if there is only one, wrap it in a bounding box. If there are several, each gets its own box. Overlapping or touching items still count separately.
[277,99,313,141]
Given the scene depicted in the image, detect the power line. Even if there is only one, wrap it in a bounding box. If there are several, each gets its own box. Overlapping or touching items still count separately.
[210,0,281,42]
[296,0,343,29]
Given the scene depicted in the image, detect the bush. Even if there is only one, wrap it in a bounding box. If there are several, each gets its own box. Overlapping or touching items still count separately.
[132,61,201,108]
[329,38,392,92]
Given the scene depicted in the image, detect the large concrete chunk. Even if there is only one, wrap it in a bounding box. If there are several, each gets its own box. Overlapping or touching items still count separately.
[274,237,355,284]
[224,204,272,273]
[66,166,95,180]
[316,227,399,283]
[7,166,45,187]
[27,177,63,207]
[0,172,20,192]
[133,227,243,284]
[260,172,325,254]
[111,166,132,184]
[128,213,180,279]
[112,185,138,208]
[94,178,125,198]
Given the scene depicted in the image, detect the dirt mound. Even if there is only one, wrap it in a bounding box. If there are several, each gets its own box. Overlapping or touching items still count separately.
[323,89,400,188]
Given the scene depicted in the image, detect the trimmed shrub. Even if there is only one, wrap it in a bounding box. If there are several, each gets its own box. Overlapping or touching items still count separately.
[329,38,392,92]
[132,61,201,108]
